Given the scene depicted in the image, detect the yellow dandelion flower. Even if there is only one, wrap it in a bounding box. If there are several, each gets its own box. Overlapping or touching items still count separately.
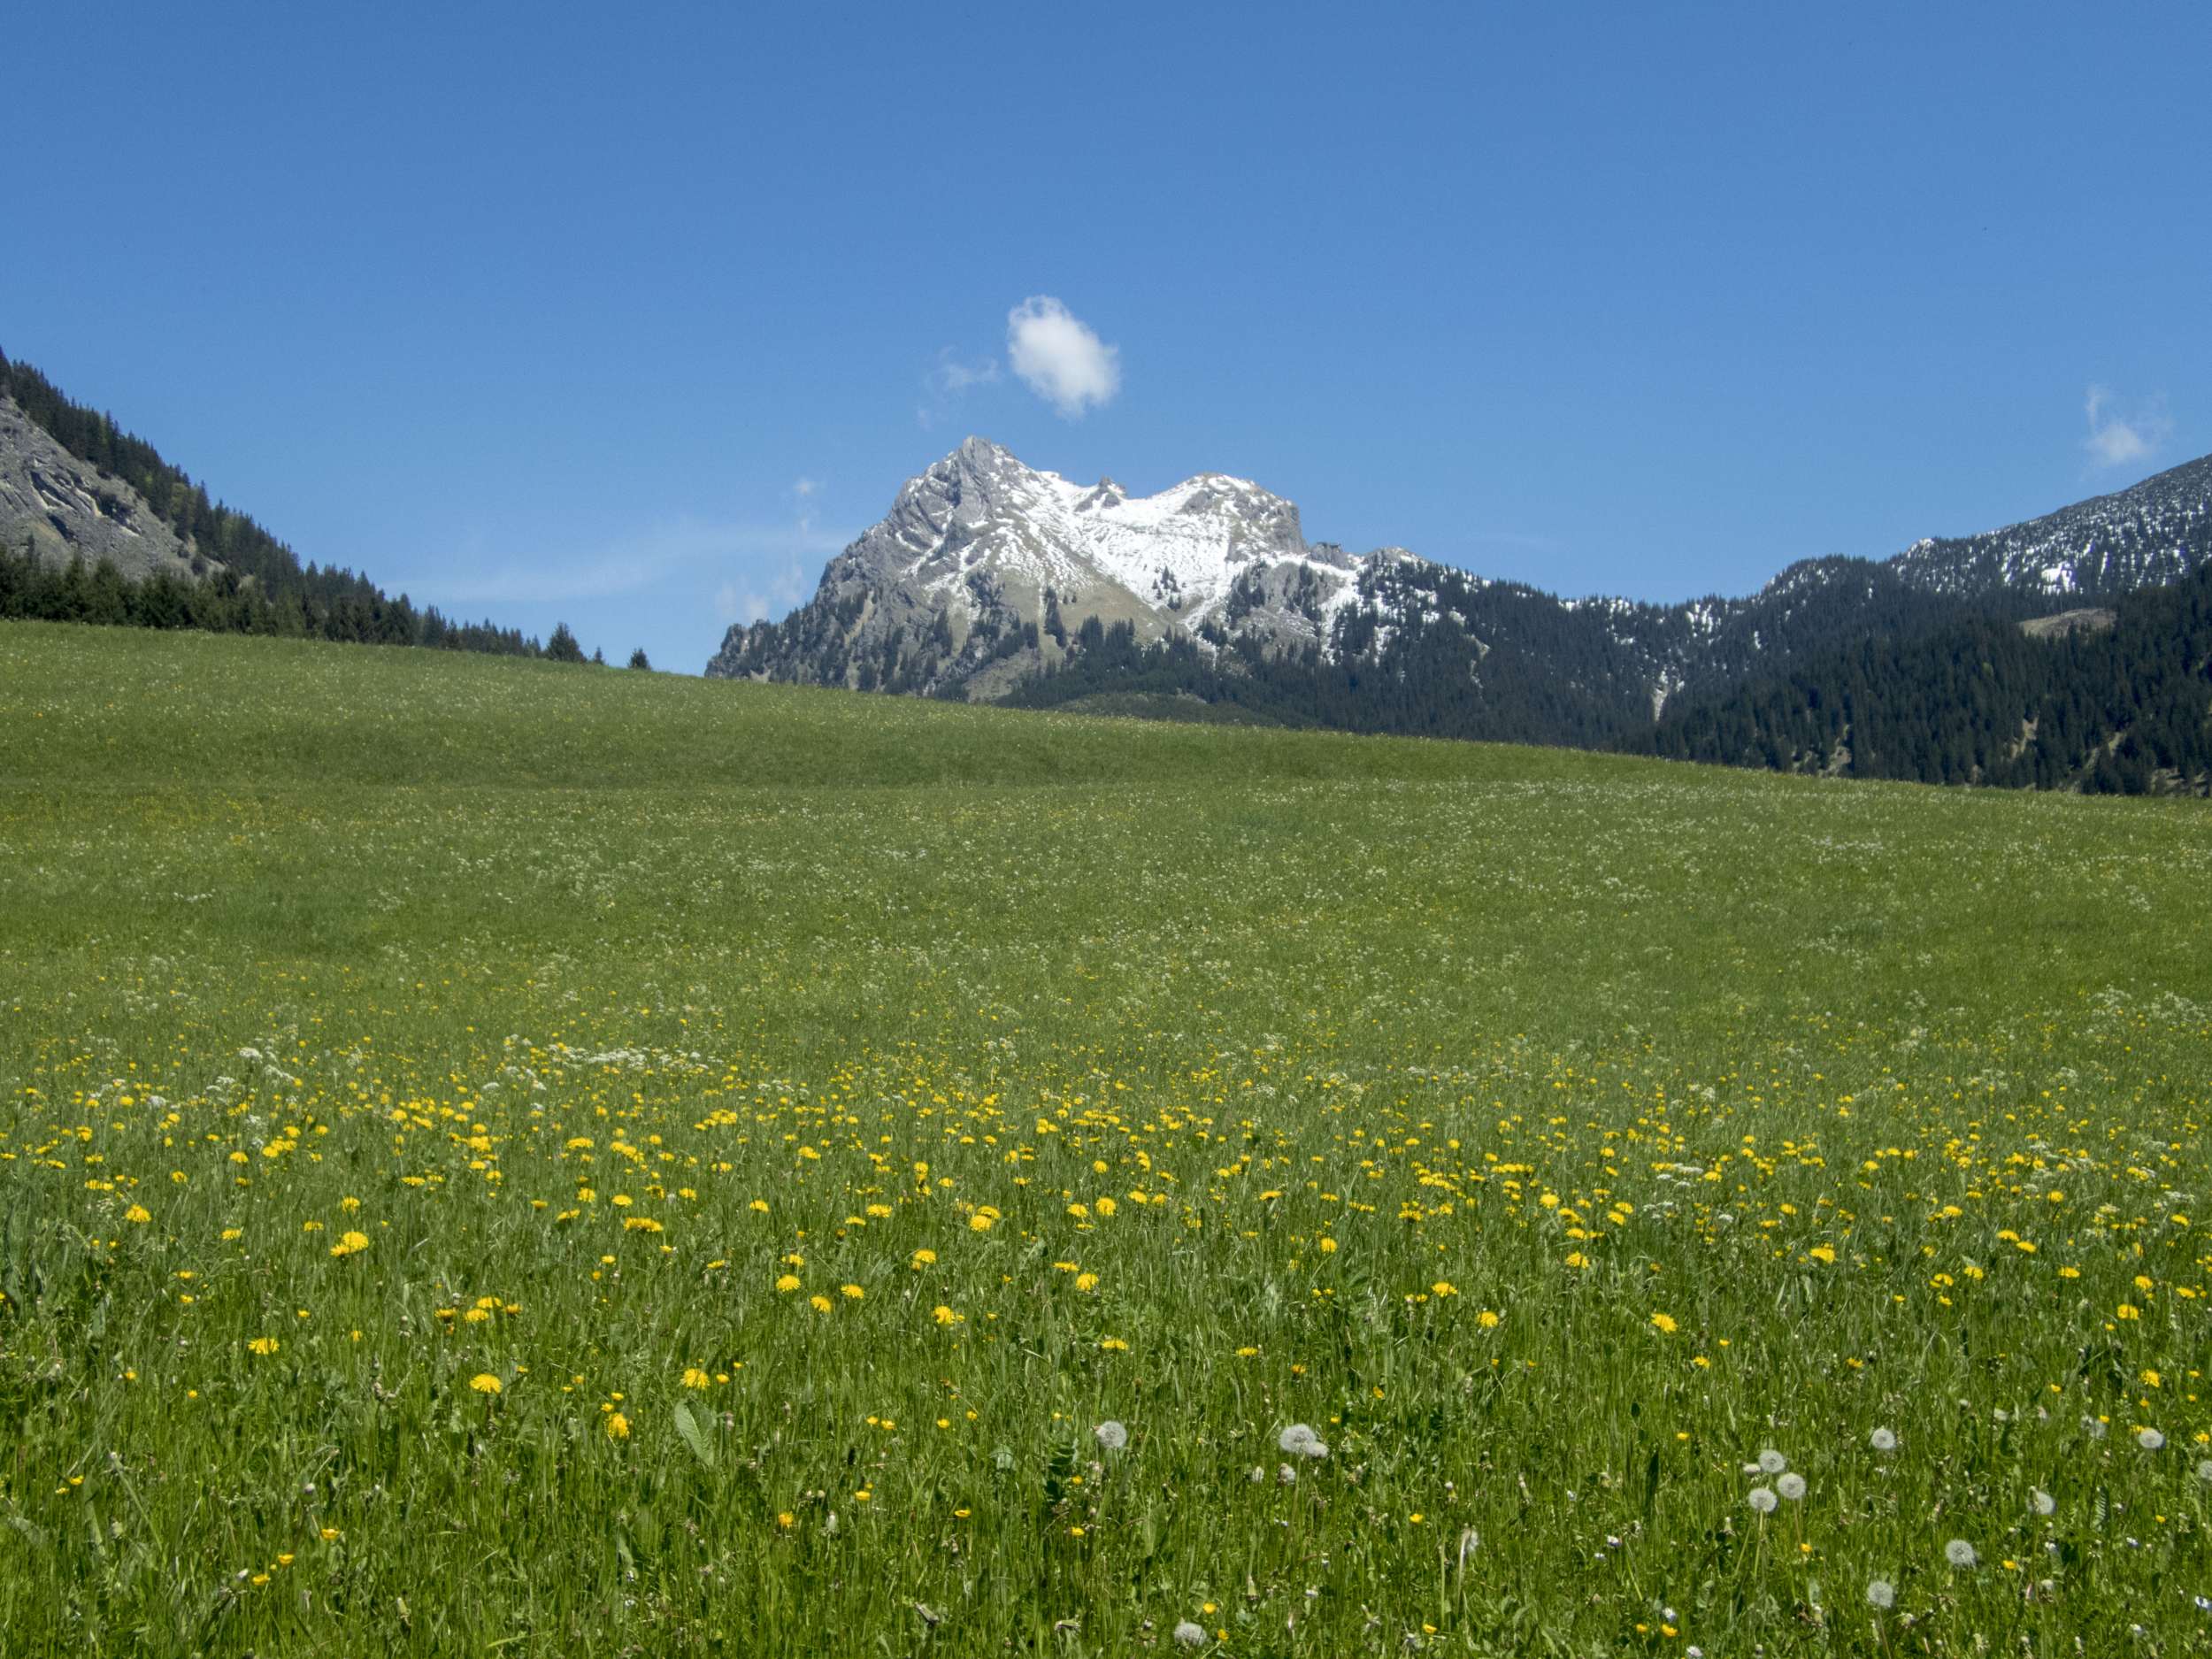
[681,1367,711,1389]
[775,1274,800,1293]
[1650,1312,1678,1334]
[247,1336,280,1356]
[810,1294,833,1313]
[123,1204,150,1225]
[604,1412,630,1440]
[469,1373,503,1395]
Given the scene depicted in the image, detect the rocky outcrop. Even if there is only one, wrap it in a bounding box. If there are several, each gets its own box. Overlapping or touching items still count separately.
[0,394,202,581]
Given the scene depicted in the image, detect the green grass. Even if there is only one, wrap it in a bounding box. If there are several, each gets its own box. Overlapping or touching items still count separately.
[1,619,2208,1657]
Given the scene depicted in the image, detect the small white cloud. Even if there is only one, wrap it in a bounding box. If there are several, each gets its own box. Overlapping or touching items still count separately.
[793,477,820,499]
[1007,296,1120,419]
[918,349,1001,428]
[935,351,999,394]
[401,514,845,611]
[2084,385,2171,470]
[717,587,770,626]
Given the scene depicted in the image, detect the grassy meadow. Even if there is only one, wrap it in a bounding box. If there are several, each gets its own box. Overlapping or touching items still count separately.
[2,620,2208,1656]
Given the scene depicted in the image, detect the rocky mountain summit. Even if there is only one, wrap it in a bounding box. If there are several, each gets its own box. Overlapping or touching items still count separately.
[707,440,2212,728]
[707,437,1423,697]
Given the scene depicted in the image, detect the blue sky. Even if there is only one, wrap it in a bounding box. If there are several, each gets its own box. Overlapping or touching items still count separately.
[5,4,2207,671]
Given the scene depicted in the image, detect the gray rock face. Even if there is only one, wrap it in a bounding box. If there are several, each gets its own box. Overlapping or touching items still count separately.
[0,394,202,581]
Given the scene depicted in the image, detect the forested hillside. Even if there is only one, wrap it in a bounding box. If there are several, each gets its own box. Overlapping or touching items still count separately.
[0,348,563,657]
[1642,565,2212,793]
[1002,569,1667,747]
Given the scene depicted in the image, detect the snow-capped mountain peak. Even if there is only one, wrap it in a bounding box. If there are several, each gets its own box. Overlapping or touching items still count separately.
[711,439,1402,695]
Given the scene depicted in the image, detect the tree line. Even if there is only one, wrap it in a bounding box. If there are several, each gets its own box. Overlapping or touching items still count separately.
[0,347,657,667]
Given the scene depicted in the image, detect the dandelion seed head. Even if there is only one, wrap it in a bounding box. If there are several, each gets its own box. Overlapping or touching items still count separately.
[1945,1538,1978,1568]
[1172,1619,1208,1648]
[2136,1427,2165,1452]
[1757,1448,1787,1474]
[1093,1419,1128,1452]
[2032,1488,2055,1516]
[1869,1427,1896,1452]
[1747,1486,1778,1514]
[1866,1578,1895,1609]
[1776,1472,1806,1501]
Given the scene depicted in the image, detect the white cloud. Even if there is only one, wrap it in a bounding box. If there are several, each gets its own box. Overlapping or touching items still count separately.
[918,349,1001,428]
[399,514,846,611]
[716,558,813,626]
[2084,385,2171,470]
[1007,296,1120,419]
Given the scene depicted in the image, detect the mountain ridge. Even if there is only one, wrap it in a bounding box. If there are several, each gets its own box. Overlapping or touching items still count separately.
[706,439,2212,731]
